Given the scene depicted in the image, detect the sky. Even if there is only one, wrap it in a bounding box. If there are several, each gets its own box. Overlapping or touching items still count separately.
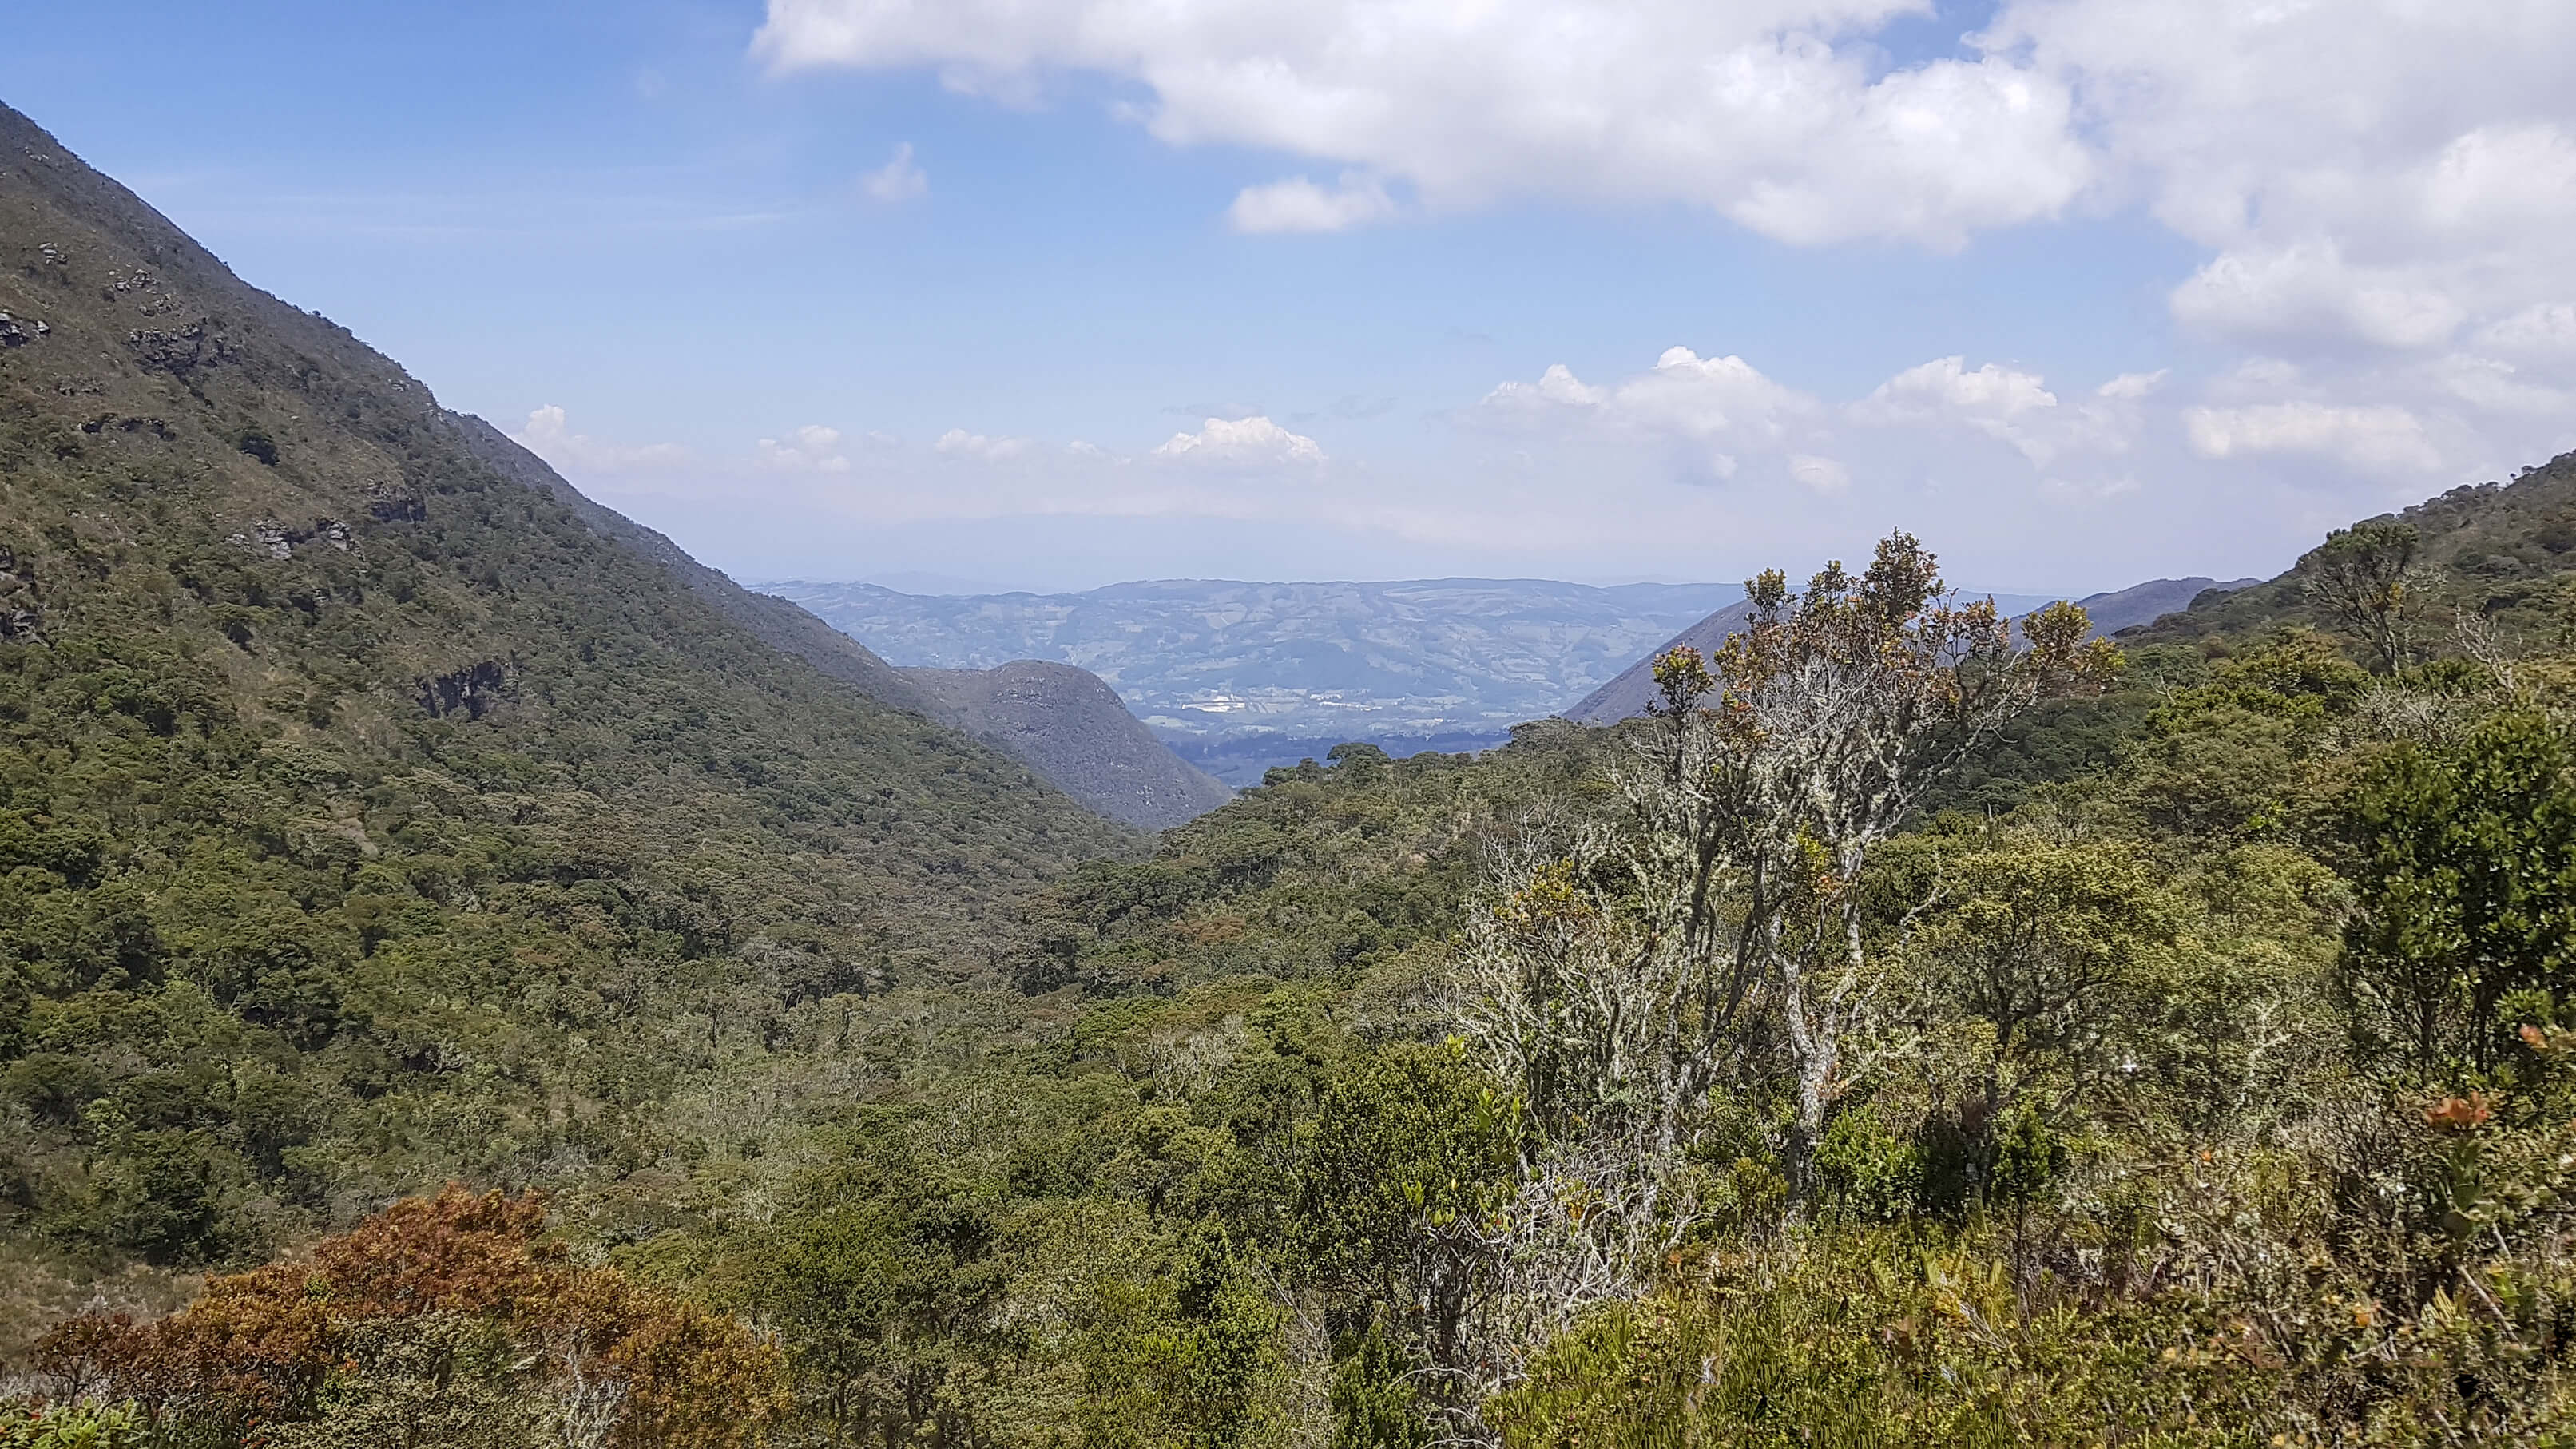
[10,0,2576,594]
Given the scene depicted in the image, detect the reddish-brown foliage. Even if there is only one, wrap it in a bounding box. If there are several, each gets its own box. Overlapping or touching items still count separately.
[35,1185,785,1448]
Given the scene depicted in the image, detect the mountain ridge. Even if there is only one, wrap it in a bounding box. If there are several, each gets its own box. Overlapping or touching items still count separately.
[0,97,1139,1287]
[763,576,1748,782]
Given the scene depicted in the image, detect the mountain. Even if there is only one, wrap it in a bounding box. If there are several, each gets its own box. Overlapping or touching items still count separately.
[0,101,1137,1279]
[2078,575,2263,637]
[900,661,1232,829]
[760,577,1743,783]
[2124,451,2576,648]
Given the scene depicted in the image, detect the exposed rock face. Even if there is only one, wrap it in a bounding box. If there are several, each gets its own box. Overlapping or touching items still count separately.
[902,661,1232,830]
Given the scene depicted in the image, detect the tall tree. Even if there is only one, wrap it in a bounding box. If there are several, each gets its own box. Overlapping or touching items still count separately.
[1654,534,2118,1199]
[1459,533,2118,1229]
[2301,521,2424,676]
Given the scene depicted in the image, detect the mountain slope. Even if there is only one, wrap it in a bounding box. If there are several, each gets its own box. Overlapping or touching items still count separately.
[0,101,1134,1279]
[2079,575,2261,637]
[901,661,1232,829]
[2125,451,2576,649]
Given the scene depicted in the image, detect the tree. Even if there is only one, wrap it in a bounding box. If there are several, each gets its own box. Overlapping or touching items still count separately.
[33,1186,784,1449]
[1448,534,2117,1415]
[1290,1043,1517,1426]
[1895,840,2180,1127]
[743,1155,1007,1448]
[1631,534,2117,1201]
[2342,712,2576,1078]
[2301,521,2423,676]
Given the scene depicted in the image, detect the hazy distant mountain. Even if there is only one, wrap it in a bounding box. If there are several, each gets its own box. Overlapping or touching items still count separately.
[1565,578,2264,724]
[2078,577,2264,637]
[903,662,1232,829]
[764,578,1743,783]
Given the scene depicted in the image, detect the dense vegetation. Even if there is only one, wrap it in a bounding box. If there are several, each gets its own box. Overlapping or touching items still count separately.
[11,101,2576,1449]
[0,102,1128,1365]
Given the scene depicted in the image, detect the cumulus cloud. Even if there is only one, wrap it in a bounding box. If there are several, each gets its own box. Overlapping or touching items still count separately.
[2183,403,2444,475]
[753,0,2092,248]
[756,424,855,471]
[1992,1,2576,375]
[1848,355,2172,472]
[2167,242,2467,351]
[1854,356,2055,435]
[861,141,928,203]
[750,1,2576,406]
[2480,304,2576,357]
[1478,345,2206,506]
[511,406,690,472]
[1151,415,1327,466]
[1481,347,1821,478]
[1229,173,1397,233]
[936,428,1035,462]
[1788,455,1850,495]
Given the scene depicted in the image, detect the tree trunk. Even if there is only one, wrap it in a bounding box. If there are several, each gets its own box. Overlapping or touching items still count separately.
[1778,955,1838,1215]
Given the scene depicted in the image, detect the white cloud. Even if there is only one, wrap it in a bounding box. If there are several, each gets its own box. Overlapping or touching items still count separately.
[756,424,854,471]
[1150,415,1326,466]
[1228,173,1397,233]
[1855,357,2056,425]
[2479,304,2576,357]
[1482,346,2190,503]
[937,428,1035,461]
[511,406,690,473]
[861,141,928,203]
[1481,347,1820,478]
[1788,455,1849,495]
[2429,355,2567,418]
[2167,241,2466,351]
[753,0,2092,248]
[2183,402,2443,475]
[1848,355,2146,469]
[1993,2,2576,367]
[751,0,2576,419]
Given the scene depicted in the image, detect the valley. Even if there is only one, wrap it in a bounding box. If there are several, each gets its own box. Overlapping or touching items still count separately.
[8,85,2576,1449]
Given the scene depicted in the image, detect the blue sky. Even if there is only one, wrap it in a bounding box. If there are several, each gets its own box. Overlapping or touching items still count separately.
[13,0,2574,593]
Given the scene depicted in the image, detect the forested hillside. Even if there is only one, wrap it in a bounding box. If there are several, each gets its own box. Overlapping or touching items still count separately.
[0,101,1131,1355]
[903,661,1233,830]
[2130,451,2576,649]
[12,97,2576,1449]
